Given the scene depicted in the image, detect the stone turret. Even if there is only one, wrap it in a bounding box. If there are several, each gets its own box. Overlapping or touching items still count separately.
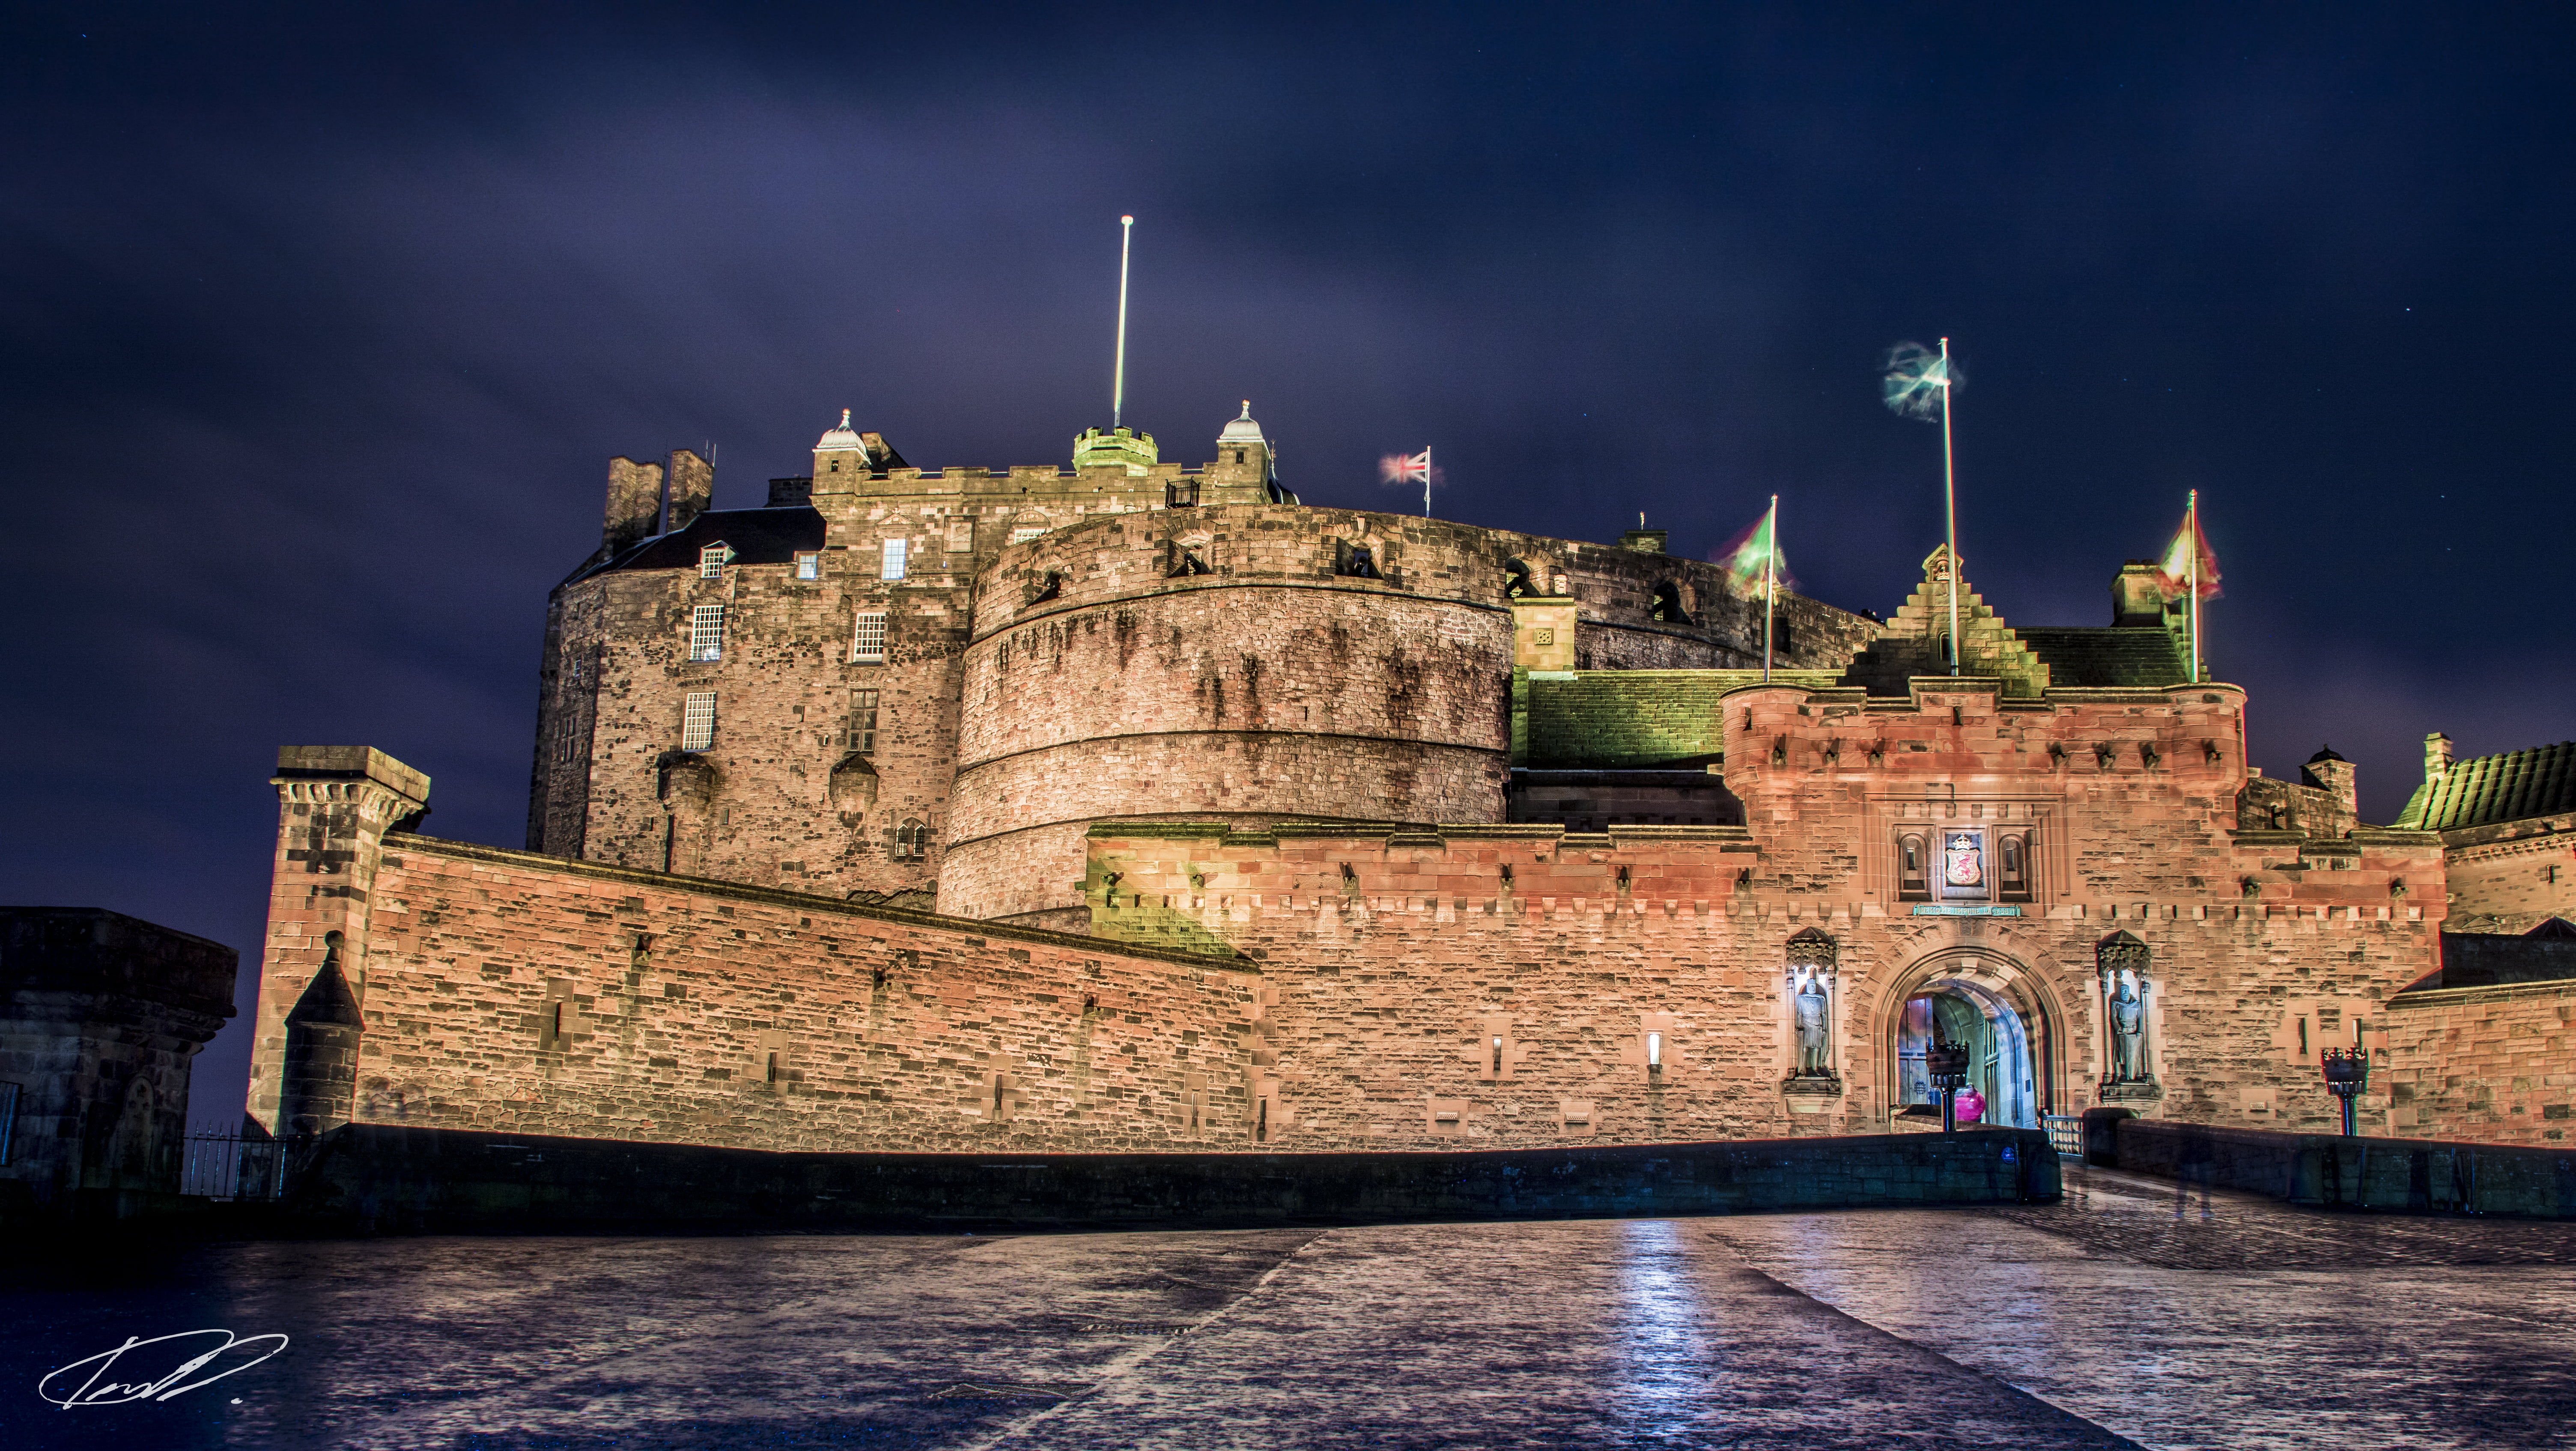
[1073,424,1158,472]
[1205,401,1285,504]
[244,747,431,1139]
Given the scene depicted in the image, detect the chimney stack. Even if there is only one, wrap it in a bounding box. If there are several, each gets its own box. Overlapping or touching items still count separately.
[2424,731,2454,783]
[665,449,714,534]
[2302,745,2358,821]
[602,456,665,558]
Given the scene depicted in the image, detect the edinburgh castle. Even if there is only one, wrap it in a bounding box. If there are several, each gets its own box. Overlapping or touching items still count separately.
[242,406,2576,1158]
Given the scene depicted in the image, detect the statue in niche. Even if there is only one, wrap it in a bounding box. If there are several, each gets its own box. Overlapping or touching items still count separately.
[1794,976,1831,1075]
[2108,976,2147,1082]
[2096,932,2154,1089]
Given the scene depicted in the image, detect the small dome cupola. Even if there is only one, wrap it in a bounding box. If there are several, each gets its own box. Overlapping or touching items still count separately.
[1219,400,1265,446]
[817,409,865,453]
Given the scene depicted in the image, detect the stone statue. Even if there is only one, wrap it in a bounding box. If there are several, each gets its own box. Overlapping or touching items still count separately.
[1794,977,1831,1075]
[2109,978,2147,1083]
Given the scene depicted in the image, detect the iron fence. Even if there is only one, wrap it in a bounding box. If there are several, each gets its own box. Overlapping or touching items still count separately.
[180,1131,285,1201]
[2041,1114,2084,1157]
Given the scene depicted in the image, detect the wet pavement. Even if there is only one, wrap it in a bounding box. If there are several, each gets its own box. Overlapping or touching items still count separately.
[3,1163,2571,1449]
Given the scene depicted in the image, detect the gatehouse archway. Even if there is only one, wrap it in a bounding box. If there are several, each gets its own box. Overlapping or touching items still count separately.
[1880,949,2064,1129]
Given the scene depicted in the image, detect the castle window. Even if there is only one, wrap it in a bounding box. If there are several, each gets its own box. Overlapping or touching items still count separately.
[1650,581,1692,624]
[1010,526,1046,544]
[1234,448,1246,464]
[794,551,821,580]
[680,692,717,751]
[1166,481,1199,509]
[1504,558,1536,598]
[688,604,726,662]
[699,543,733,578]
[1897,833,1929,900]
[1998,830,2032,901]
[895,819,929,860]
[1646,1032,1664,1070]
[1334,540,1380,579]
[852,611,888,664]
[847,689,879,753]
[880,537,908,581]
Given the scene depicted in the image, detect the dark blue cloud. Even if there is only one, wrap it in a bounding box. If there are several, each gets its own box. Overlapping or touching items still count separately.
[5,2,2571,1123]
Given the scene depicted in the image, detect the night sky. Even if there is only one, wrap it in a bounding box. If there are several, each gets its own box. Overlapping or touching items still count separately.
[8,4,2573,1126]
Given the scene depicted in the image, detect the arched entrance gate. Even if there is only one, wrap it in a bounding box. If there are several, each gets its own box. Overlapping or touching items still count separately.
[1881,948,2063,1129]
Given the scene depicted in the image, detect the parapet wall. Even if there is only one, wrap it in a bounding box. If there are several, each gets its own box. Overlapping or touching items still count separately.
[2381,979,2575,1146]
[280,833,1263,1152]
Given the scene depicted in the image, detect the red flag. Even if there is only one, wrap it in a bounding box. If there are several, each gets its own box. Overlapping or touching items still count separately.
[2158,505,2220,600]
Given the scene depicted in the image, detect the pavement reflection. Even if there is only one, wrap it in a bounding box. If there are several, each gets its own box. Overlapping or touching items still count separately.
[0,1166,2567,1450]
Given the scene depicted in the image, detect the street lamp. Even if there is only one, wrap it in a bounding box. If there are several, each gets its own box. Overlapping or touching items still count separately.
[1926,1039,1972,1134]
[2320,1048,2368,1137]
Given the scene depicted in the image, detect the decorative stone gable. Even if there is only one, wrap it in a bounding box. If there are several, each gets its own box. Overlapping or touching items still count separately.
[1843,546,2051,698]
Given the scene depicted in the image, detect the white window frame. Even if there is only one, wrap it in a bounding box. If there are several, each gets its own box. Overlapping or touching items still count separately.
[1009,526,1046,545]
[680,692,717,751]
[794,551,821,580]
[852,610,888,664]
[879,537,908,581]
[699,543,733,579]
[689,603,726,662]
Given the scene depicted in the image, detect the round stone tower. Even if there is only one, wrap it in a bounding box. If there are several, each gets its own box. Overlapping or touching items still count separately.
[938,502,1523,926]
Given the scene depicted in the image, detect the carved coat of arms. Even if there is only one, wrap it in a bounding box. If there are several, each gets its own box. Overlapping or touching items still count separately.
[1944,831,1984,888]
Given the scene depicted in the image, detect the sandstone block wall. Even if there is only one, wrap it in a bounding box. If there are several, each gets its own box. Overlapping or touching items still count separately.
[320,835,1261,1152]
[937,505,1880,924]
[1084,820,2451,1149]
[0,908,238,1211]
[537,551,966,903]
[2441,809,2576,934]
[2383,980,2575,1145]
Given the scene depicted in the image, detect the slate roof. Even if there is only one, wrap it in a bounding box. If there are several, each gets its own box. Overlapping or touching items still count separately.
[2396,740,2576,830]
[2012,628,2191,688]
[569,507,828,585]
[2434,923,2576,987]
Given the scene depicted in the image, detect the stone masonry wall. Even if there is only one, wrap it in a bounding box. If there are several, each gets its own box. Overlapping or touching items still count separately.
[938,505,1881,925]
[547,552,965,902]
[2382,980,2575,1145]
[317,835,1263,1152]
[1084,819,2452,1148]
[2441,809,2576,934]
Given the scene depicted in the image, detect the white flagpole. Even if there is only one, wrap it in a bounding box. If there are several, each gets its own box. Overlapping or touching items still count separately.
[1112,216,1134,430]
[1423,448,1432,517]
[1762,494,1778,683]
[2187,488,2201,684]
[1941,336,1959,675]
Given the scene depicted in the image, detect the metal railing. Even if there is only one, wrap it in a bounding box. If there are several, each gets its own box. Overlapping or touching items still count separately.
[2041,1114,2084,1157]
[180,1131,286,1201]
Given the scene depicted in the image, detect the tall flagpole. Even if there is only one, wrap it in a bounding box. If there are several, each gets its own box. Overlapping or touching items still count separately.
[2187,488,2201,684]
[1112,215,1134,429]
[1423,447,1432,517]
[1941,336,1959,675]
[1762,493,1778,683]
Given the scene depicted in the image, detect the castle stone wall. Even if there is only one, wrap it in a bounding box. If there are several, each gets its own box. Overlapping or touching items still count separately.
[1083,818,2451,1147]
[320,834,1262,1152]
[2383,980,2575,1145]
[2440,809,2576,934]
